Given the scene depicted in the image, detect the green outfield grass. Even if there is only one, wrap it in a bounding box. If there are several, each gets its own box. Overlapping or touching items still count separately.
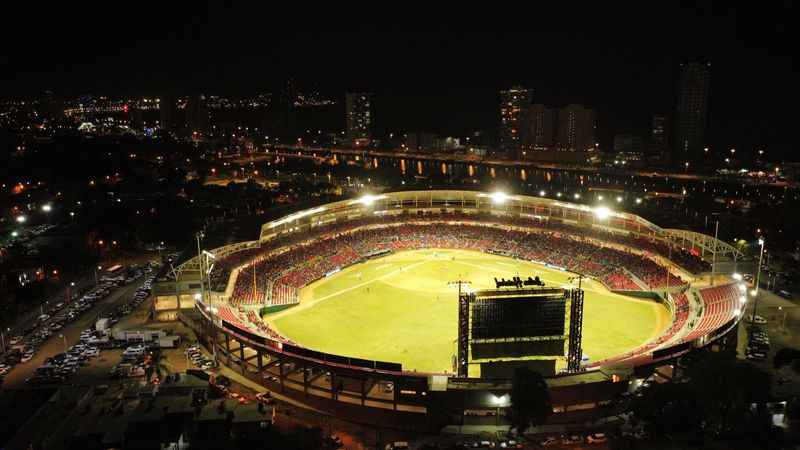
[268,248,669,374]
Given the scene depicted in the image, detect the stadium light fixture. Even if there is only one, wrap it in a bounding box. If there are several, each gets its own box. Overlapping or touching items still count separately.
[350,194,387,206]
[15,215,26,223]
[269,206,326,228]
[538,190,546,197]
[616,196,623,203]
[490,191,509,204]
[41,203,52,212]
[594,206,611,220]
[573,193,581,199]
[490,393,510,407]
[635,198,642,204]
[360,194,378,205]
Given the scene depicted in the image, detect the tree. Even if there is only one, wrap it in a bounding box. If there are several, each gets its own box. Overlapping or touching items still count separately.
[683,352,771,435]
[773,347,800,369]
[631,381,701,436]
[509,367,551,435]
[633,351,773,445]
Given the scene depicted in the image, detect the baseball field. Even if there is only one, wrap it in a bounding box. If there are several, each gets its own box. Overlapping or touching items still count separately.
[268,248,669,374]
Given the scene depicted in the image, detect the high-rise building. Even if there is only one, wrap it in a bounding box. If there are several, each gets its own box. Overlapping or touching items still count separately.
[557,104,596,152]
[527,104,558,150]
[345,92,372,145]
[186,94,210,134]
[613,133,644,153]
[159,95,177,132]
[41,90,64,119]
[675,62,711,161]
[499,86,533,154]
[650,114,670,154]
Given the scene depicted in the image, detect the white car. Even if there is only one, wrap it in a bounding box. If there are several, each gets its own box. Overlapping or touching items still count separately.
[587,433,607,444]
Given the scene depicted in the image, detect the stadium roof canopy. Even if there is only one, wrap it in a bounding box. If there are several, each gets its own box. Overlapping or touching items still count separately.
[175,190,742,278]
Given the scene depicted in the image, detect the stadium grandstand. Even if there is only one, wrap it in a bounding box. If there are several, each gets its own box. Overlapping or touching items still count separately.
[158,190,748,423]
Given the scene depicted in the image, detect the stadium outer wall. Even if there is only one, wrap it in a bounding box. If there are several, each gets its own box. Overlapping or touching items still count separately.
[171,190,747,430]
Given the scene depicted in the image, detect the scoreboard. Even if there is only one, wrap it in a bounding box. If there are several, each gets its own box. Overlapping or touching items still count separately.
[456,287,584,378]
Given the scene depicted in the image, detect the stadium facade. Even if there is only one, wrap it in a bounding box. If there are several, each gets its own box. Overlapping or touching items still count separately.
[154,190,748,429]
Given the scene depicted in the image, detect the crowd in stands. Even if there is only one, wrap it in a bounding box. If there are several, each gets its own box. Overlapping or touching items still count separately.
[208,211,709,297]
[245,310,295,344]
[219,218,692,307]
[201,211,738,368]
[658,292,690,345]
[208,247,262,292]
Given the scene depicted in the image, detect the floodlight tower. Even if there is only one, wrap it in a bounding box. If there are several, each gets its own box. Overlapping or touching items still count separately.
[448,279,472,298]
[751,237,765,325]
[449,278,471,378]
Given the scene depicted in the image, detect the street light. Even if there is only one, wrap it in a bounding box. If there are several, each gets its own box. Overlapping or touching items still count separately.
[777,305,799,331]
[751,237,766,326]
[0,327,10,353]
[59,334,68,352]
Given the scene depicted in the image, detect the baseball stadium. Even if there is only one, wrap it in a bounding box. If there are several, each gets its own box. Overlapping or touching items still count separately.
[154,190,748,428]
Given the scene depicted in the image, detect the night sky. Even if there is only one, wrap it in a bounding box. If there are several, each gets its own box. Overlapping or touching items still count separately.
[1,2,796,157]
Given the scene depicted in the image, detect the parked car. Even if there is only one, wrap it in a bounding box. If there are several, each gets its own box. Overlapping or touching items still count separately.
[587,433,607,444]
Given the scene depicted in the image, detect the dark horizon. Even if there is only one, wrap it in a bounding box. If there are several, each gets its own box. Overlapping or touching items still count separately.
[1,3,796,158]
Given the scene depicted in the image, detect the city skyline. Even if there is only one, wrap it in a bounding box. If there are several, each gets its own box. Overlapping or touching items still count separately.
[0,4,796,158]
[2,5,800,448]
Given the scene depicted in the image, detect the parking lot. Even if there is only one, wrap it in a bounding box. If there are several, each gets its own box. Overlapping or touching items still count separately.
[740,289,800,399]
[1,263,160,389]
